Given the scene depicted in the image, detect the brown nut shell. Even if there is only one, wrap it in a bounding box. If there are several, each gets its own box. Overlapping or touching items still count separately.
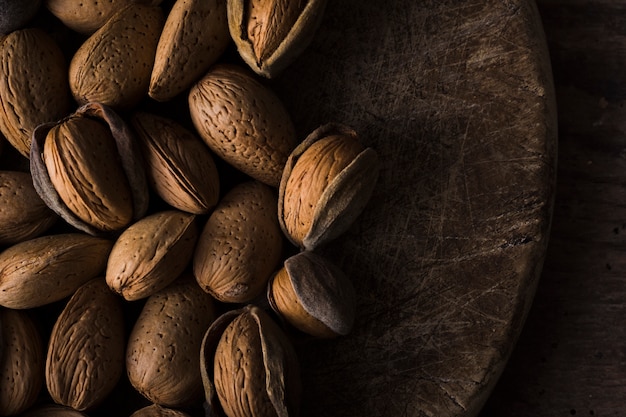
[20,404,90,417]
[268,250,355,338]
[30,102,149,236]
[45,278,125,412]
[227,0,328,78]
[149,0,230,102]
[126,276,216,408]
[45,0,135,34]
[106,210,198,301]
[0,308,44,416]
[188,64,296,187]
[130,404,192,417]
[0,170,57,245]
[200,305,301,417]
[68,4,164,111]
[0,28,71,158]
[131,112,220,215]
[278,123,380,250]
[193,181,283,303]
[0,233,113,309]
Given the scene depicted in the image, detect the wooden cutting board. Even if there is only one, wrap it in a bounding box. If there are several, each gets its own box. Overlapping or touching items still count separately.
[271,0,558,416]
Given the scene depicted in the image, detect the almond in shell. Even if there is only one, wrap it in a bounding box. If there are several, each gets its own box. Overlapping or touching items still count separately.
[45,278,125,411]
[0,233,113,309]
[106,210,198,301]
[193,180,283,303]
[188,64,296,187]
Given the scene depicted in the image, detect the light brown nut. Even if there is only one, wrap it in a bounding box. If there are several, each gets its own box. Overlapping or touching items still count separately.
[200,305,301,417]
[0,28,71,158]
[193,181,283,303]
[45,278,125,412]
[68,4,164,111]
[149,0,231,102]
[188,64,296,187]
[45,0,134,34]
[0,170,57,245]
[0,308,44,416]
[268,250,355,338]
[131,112,220,215]
[30,102,149,235]
[20,404,89,417]
[278,123,380,250]
[0,233,113,309]
[130,404,192,417]
[227,0,328,78]
[126,276,216,408]
[106,210,198,301]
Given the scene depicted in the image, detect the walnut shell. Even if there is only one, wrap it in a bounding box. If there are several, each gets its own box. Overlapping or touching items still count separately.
[278,123,380,250]
[0,170,57,245]
[106,210,198,301]
[0,308,44,416]
[193,181,283,303]
[126,276,216,408]
[188,64,296,187]
[0,233,113,309]
[0,28,71,158]
[268,250,356,338]
[30,102,149,235]
[131,112,220,215]
[200,305,301,417]
[45,278,125,411]
[68,4,164,110]
[149,0,230,101]
[227,0,328,78]
[20,404,89,417]
[130,404,192,417]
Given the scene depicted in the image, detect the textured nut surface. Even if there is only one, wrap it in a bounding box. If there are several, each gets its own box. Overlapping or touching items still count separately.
[268,250,356,338]
[200,305,301,417]
[227,0,328,77]
[20,404,90,417]
[31,102,150,236]
[0,28,71,158]
[149,0,230,101]
[43,116,134,232]
[126,276,216,407]
[45,0,135,34]
[130,404,192,417]
[45,278,125,411]
[0,170,57,245]
[68,4,164,110]
[131,112,220,214]
[188,64,296,187]
[279,123,380,250]
[0,233,113,309]
[193,181,283,303]
[106,210,198,301]
[0,308,44,416]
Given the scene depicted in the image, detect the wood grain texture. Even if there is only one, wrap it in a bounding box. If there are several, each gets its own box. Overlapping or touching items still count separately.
[480,1,626,416]
[272,0,556,416]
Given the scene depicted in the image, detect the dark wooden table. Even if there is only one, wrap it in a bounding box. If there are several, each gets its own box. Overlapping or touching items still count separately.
[480,1,626,415]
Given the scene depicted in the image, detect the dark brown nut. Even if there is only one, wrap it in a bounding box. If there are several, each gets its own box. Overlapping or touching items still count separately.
[193,181,283,304]
[106,210,198,301]
[126,276,216,408]
[0,308,44,416]
[131,112,220,215]
[188,64,296,187]
[20,404,90,417]
[0,170,57,245]
[0,28,71,158]
[130,404,192,417]
[30,102,149,235]
[278,123,380,250]
[45,278,125,411]
[200,305,301,417]
[0,233,113,309]
[227,0,328,78]
[268,250,356,338]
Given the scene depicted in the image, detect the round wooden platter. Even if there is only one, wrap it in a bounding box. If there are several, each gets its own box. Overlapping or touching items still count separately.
[271,0,558,416]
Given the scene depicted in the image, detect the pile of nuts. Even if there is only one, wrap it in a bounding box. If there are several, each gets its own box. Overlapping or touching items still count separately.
[0,1,379,416]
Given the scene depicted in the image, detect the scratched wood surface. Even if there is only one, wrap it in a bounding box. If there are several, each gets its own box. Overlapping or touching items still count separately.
[480,1,626,415]
[0,0,556,416]
[272,0,557,416]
